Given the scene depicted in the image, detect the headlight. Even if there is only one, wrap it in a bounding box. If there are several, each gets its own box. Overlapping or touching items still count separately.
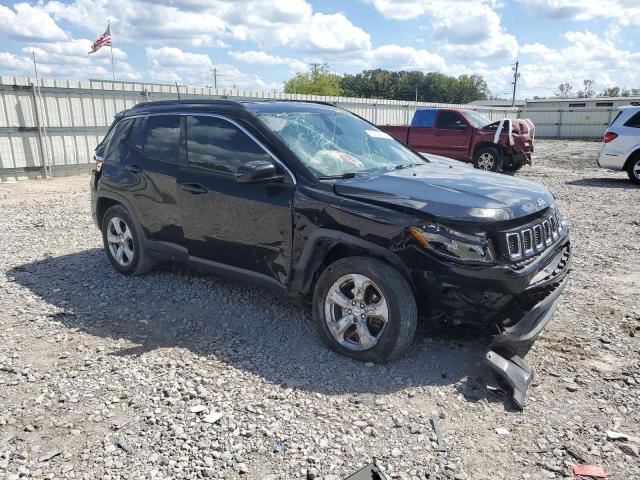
[409,225,495,263]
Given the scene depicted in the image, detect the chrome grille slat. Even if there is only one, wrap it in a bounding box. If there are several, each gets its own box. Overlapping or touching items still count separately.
[507,232,522,259]
[533,225,544,250]
[505,210,565,262]
[522,229,534,255]
[542,220,552,246]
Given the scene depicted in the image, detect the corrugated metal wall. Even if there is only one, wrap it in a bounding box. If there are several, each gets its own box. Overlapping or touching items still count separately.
[0,75,611,175]
[521,108,617,139]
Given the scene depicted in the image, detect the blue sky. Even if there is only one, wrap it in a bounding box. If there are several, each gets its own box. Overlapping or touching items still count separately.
[0,0,638,99]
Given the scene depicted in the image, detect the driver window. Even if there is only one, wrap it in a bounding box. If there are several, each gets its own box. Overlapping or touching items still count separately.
[185,116,271,174]
[436,111,467,130]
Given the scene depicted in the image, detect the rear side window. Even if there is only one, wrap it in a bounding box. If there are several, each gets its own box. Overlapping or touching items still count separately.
[141,115,181,163]
[624,111,640,128]
[185,116,272,174]
[436,111,467,130]
[102,119,132,162]
[411,109,437,128]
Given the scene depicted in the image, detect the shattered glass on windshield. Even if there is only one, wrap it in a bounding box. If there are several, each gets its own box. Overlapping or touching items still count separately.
[259,109,424,178]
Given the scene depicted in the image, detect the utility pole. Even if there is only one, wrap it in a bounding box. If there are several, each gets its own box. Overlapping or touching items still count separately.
[211,67,217,89]
[415,86,418,103]
[511,60,519,107]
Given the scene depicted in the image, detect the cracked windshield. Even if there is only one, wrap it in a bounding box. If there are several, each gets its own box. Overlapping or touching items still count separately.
[259,109,424,177]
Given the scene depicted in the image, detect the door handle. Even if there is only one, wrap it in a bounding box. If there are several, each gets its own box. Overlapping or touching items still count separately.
[179,183,208,194]
[125,164,143,173]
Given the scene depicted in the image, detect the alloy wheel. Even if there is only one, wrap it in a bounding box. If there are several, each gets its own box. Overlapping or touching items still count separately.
[633,159,640,180]
[324,273,389,351]
[107,216,135,267]
[477,152,495,170]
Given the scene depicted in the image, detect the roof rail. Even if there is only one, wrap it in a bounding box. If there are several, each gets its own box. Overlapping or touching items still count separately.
[132,98,245,109]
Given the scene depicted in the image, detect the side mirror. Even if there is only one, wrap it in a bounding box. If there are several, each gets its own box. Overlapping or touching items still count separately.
[235,160,284,183]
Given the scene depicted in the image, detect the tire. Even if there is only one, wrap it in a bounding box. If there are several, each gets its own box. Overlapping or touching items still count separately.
[502,162,523,174]
[627,156,640,185]
[473,146,503,172]
[312,256,417,363]
[101,204,156,275]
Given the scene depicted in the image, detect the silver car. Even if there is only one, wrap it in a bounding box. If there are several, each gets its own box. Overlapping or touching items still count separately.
[597,106,640,184]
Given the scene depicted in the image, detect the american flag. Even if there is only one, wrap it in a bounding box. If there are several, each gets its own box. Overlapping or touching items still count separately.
[88,25,112,54]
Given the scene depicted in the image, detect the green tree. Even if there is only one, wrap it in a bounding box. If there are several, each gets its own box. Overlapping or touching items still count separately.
[283,63,342,96]
[601,86,621,97]
[339,69,488,103]
[554,82,573,98]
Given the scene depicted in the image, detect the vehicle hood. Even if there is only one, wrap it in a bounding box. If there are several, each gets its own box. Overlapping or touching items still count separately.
[333,163,554,222]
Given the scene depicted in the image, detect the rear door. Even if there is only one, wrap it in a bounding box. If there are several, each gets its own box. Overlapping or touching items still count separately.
[431,110,472,160]
[119,114,183,247]
[176,114,294,288]
[407,108,438,153]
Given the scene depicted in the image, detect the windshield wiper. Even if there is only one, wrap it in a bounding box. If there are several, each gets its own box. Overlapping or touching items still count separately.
[318,172,357,180]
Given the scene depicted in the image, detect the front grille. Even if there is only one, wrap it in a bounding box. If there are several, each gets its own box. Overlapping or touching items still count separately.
[504,209,566,262]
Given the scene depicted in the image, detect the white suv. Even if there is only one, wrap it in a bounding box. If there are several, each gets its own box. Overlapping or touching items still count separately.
[597,106,640,184]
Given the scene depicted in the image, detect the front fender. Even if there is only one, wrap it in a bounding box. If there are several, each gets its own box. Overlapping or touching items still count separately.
[289,228,412,297]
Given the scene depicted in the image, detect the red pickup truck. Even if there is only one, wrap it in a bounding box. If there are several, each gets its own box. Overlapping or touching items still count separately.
[378,108,534,172]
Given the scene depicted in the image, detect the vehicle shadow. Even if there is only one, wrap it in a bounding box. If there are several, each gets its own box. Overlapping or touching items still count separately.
[7,249,504,404]
[566,177,637,189]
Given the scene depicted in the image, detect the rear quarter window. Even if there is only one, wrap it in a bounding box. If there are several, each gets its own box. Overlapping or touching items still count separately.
[102,119,133,162]
[623,111,640,128]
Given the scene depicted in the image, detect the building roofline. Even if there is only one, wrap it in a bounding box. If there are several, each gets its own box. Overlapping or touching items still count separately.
[526,96,640,103]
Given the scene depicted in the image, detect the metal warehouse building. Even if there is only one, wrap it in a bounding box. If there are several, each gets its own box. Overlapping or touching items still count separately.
[523,96,640,109]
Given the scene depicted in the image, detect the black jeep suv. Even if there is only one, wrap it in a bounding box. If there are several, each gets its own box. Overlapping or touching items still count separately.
[91,100,571,363]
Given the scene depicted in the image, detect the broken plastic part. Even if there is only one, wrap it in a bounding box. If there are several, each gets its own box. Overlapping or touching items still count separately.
[572,464,608,478]
[483,347,533,410]
[493,118,515,146]
[344,462,389,480]
[430,416,448,452]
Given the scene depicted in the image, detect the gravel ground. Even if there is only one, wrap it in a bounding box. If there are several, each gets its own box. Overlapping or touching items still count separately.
[0,139,639,480]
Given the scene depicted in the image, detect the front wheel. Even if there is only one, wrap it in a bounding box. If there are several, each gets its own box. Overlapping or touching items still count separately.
[473,146,503,172]
[312,257,417,363]
[627,157,640,185]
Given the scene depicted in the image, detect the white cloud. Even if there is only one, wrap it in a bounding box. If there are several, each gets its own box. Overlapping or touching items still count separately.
[145,47,274,89]
[518,30,640,97]
[0,48,140,81]
[229,50,307,72]
[518,0,640,26]
[369,0,518,60]
[366,45,446,71]
[0,2,69,42]
[0,51,34,74]
[45,0,370,55]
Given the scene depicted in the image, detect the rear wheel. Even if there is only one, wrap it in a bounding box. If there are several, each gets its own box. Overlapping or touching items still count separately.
[102,205,156,275]
[627,156,640,185]
[312,257,417,363]
[473,146,503,172]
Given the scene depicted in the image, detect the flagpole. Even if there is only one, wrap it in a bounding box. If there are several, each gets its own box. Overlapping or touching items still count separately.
[109,20,115,82]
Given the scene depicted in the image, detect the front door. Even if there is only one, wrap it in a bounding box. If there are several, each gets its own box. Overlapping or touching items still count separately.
[176,114,294,288]
[432,110,472,160]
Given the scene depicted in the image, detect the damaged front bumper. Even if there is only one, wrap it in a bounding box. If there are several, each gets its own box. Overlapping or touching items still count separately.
[413,237,572,346]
